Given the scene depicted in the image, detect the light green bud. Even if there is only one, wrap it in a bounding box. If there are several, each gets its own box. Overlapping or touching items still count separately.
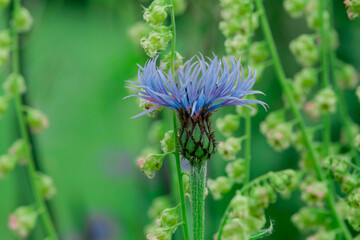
[225,158,245,183]
[14,7,33,33]
[314,88,337,114]
[0,48,9,68]
[26,108,49,133]
[218,137,242,160]
[306,230,336,240]
[300,178,328,207]
[127,22,151,46]
[348,188,360,208]
[0,30,11,49]
[3,73,27,97]
[305,10,329,32]
[146,228,171,240]
[0,0,10,9]
[290,34,319,67]
[219,19,241,38]
[216,114,240,137]
[143,4,168,26]
[148,196,171,219]
[331,156,349,181]
[291,207,331,232]
[284,0,307,18]
[0,96,9,118]
[344,0,360,19]
[348,207,360,231]
[8,139,27,164]
[355,134,360,151]
[335,198,351,219]
[207,176,233,200]
[336,62,359,89]
[225,34,248,57]
[340,175,359,194]
[138,153,166,179]
[161,130,175,153]
[8,205,38,238]
[291,130,306,152]
[173,0,187,16]
[0,155,18,178]
[231,194,250,219]
[250,186,270,208]
[293,68,318,93]
[222,218,250,240]
[266,123,293,152]
[36,172,56,200]
[156,205,180,228]
[140,28,172,58]
[182,174,191,196]
[259,110,285,135]
[148,121,166,143]
[250,42,269,64]
[263,183,277,203]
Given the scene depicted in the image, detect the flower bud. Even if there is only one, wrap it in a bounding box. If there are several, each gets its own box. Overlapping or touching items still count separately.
[336,62,359,89]
[0,0,10,9]
[344,0,360,19]
[0,96,9,118]
[290,34,319,67]
[218,137,242,160]
[293,68,318,93]
[3,73,27,97]
[259,110,285,135]
[304,101,320,121]
[348,207,360,231]
[314,88,337,115]
[127,22,151,46]
[8,139,27,164]
[0,155,18,178]
[249,42,269,64]
[173,0,187,16]
[250,186,270,208]
[219,19,241,38]
[340,175,359,194]
[221,218,250,240]
[14,7,33,33]
[146,228,171,240]
[207,176,233,200]
[148,121,166,143]
[161,51,183,72]
[291,130,306,152]
[331,157,348,181]
[230,194,250,218]
[225,158,245,183]
[291,207,331,232]
[348,188,360,208]
[8,205,38,238]
[263,183,277,203]
[148,196,171,219]
[216,114,240,137]
[36,172,56,200]
[156,205,180,228]
[161,130,175,153]
[138,153,166,179]
[0,48,9,68]
[182,173,191,196]
[266,123,293,152]
[0,30,11,49]
[224,34,248,57]
[355,134,360,151]
[283,0,307,18]
[140,28,172,58]
[306,230,336,240]
[305,10,329,32]
[26,108,50,133]
[144,4,168,26]
[300,177,328,207]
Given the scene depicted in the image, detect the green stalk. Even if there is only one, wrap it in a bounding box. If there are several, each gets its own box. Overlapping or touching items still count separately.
[254,0,352,239]
[168,1,190,239]
[11,1,58,239]
[319,0,330,156]
[189,161,207,240]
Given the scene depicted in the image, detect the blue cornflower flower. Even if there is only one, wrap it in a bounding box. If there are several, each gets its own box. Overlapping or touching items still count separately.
[126,54,266,163]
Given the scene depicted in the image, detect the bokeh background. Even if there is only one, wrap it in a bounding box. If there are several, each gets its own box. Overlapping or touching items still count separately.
[0,0,360,239]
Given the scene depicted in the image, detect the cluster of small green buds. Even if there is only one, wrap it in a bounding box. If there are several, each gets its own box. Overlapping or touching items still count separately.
[155,205,180,228]
[0,0,10,9]
[260,110,285,135]
[0,96,9,118]
[250,185,272,209]
[143,0,168,26]
[355,134,360,151]
[224,34,248,57]
[148,196,172,219]
[182,173,191,196]
[218,137,243,160]
[128,22,151,46]
[286,81,306,107]
[348,206,360,231]
[148,121,166,143]
[3,74,27,97]
[304,101,320,121]
[306,230,336,240]
[0,30,11,68]
[293,68,318,94]
[249,42,269,65]
[161,51,183,72]
[137,153,166,179]
[348,188,360,208]
[8,139,27,165]
[344,0,360,19]
[270,169,299,197]
[221,218,250,240]
[36,172,56,200]
[160,130,175,153]
[146,228,171,240]
[265,123,293,152]
[140,27,172,58]
[322,155,351,181]
[14,7,33,33]
[8,205,38,238]
[291,130,307,152]
[291,207,331,232]
[0,154,17,178]
[207,176,233,200]
[216,114,240,137]
[26,108,50,133]
[335,62,359,89]
[290,34,319,67]
[139,98,163,117]
[357,86,360,102]
[300,176,328,207]
[225,158,245,183]
[340,174,359,194]
[283,0,307,18]
[313,88,337,114]
[305,9,329,32]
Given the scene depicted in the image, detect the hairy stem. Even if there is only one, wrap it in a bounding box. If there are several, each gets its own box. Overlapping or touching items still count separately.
[11,1,58,239]
[255,0,352,239]
[168,1,190,239]
[190,161,207,240]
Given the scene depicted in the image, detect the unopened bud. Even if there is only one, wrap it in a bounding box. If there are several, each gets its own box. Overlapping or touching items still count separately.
[314,88,337,114]
[304,101,320,121]
[148,196,171,219]
[225,158,245,183]
[0,155,18,178]
[14,7,33,33]
[156,205,180,228]
[266,123,292,152]
[306,10,329,31]
[218,137,243,160]
[146,228,171,240]
[207,176,233,200]
[344,0,360,20]
[26,108,49,133]
[250,186,270,208]
[36,172,56,200]
[138,153,166,179]
[0,48,9,67]
[348,207,360,231]
[293,68,318,93]
[284,0,307,18]
[290,34,319,67]
[8,205,38,238]
[260,110,285,135]
[0,30,11,49]
[221,218,250,240]
[0,96,9,118]
[249,42,269,64]
[143,4,168,26]
[8,139,27,164]
[340,175,359,194]
[224,34,248,57]
[216,114,240,137]
[161,130,175,153]
[347,188,360,208]
[336,62,359,89]
[3,73,26,97]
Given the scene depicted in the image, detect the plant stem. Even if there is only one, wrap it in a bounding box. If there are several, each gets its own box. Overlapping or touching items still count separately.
[11,1,58,239]
[190,161,207,240]
[168,1,190,239]
[255,0,352,239]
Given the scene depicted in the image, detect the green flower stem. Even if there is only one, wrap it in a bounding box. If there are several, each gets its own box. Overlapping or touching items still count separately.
[11,1,58,239]
[319,0,330,156]
[255,0,352,239]
[168,1,190,239]
[189,161,207,240]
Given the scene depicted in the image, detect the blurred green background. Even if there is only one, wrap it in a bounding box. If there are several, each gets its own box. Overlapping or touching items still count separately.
[0,0,359,239]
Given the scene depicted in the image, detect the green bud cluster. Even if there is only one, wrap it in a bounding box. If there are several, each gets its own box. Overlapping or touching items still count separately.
[14,7,33,33]
[128,22,151,46]
[216,114,240,137]
[0,30,11,68]
[306,230,336,240]
[344,0,360,20]
[313,88,337,115]
[161,51,183,72]
[3,73,27,97]
[290,34,319,67]
[0,155,17,178]
[140,27,172,58]
[249,41,269,65]
[225,158,245,183]
[26,108,50,134]
[161,130,175,153]
[335,62,359,90]
[218,137,243,160]
[293,68,318,94]
[269,169,299,198]
[137,153,166,179]
[291,207,331,232]
[8,205,38,238]
[0,139,30,177]
[300,175,328,207]
[207,176,234,200]
[36,172,57,200]
[283,0,307,18]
